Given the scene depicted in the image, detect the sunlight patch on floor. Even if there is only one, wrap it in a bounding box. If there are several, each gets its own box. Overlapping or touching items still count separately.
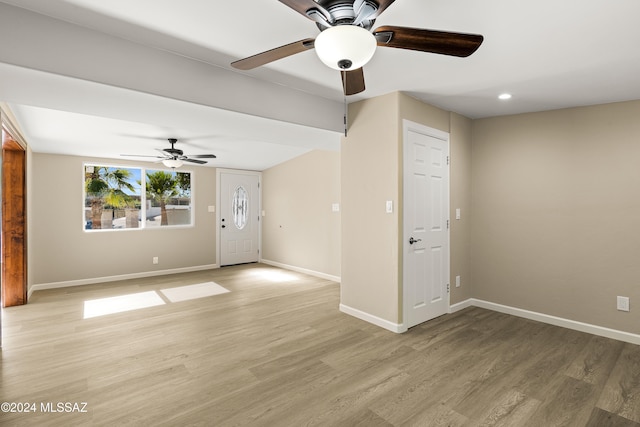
[83,283,231,319]
[83,291,165,319]
[247,268,300,283]
[160,282,229,303]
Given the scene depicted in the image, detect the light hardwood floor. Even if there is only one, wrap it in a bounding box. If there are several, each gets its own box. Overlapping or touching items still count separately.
[1,263,639,426]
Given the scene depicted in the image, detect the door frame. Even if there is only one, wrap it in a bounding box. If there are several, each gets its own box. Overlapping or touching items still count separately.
[402,120,451,329]
[215,168,262,267]
[1,107,28,311]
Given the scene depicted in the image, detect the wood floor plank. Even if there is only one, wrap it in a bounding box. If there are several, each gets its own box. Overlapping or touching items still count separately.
[401,401,469,427]
[475,388,541,427]
[565,335,625,386]
[523,376,598,427]
[237,364,409,426]
[447,319,560,419]
[596,343,640,423]
[513,327,590,401]
[585,407,640,427]
[1,263,638,426]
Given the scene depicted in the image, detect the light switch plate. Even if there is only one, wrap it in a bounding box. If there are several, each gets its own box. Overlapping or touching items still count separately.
[456,208,461,220]
[332,203,340,212]
[208,205,215,213]
[617,296,630,312]
[386,200,393,213]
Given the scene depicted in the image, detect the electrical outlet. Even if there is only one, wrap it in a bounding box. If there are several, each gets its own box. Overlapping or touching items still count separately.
[153,257,159,265]
[617,296,630,312]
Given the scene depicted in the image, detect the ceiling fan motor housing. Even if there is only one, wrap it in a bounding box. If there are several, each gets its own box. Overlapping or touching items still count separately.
[164,138,183,156]
[312,0,378,30]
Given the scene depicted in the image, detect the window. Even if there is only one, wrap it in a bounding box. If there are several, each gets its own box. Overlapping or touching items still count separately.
[84,165,141,230]
[84,164,192,231]
[145,169,192,228]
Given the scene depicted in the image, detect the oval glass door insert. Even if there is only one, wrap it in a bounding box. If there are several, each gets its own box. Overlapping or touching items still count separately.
[232,186,248,230]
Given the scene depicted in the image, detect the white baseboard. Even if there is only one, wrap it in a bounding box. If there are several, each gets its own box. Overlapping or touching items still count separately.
[260,259,340,283]
[339,304,406,333]
[29,264,219,298]
[342,297,640,344]
[456,298,640,345]
[449,298,474,313]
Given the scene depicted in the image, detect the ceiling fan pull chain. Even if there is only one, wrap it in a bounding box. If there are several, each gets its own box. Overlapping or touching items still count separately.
[343,73,348,137]
[344,98,348,137]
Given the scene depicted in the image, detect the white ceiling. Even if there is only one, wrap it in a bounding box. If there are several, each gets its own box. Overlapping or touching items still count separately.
[2,0,640,169]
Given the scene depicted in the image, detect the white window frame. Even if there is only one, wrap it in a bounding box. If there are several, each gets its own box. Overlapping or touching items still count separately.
[83,163,194,232]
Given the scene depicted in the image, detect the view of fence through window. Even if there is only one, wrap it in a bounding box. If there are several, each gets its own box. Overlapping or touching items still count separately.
[84,165,192,230]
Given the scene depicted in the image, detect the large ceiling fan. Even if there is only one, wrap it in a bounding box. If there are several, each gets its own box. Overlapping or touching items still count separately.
[121,138,217,168]
[231,0,484,95]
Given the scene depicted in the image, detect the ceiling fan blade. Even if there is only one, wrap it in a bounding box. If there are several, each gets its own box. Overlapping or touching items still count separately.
[231,38,315,70]
[120,154,164,158]
[189,154,217,159]
[373,25,484,57]
[341,68,365,96]
[277,0,328,20]
[371,0,396,18]
[183,158,208,165]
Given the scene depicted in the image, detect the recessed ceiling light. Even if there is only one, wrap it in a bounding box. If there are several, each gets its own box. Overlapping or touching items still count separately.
[498,93,512,100]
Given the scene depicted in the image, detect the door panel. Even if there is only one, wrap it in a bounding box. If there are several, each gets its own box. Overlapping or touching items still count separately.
[403,121,450,328]
[219,171,260,266]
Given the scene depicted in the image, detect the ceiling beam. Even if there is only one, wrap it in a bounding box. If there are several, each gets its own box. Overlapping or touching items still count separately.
[0,2,344,133]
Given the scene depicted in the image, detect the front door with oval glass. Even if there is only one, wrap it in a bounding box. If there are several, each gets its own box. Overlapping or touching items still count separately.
[220,171,260,266]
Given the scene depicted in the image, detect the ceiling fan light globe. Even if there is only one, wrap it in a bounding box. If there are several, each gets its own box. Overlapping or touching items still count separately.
[162,158,184,168]
[314,25,377,71]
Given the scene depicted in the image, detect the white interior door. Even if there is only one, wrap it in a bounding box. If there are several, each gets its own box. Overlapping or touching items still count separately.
[219,170,260,266]
[403,121,450,329]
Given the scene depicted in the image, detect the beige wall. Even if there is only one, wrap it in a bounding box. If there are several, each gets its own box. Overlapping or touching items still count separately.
[471,100,640,334]
[449,113,473,304]
[341,92,400,323]
[341,92,473,325]
[262,150,341,278]
[30,153,217,286]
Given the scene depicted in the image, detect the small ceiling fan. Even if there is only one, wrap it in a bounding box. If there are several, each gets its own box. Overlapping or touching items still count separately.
[121,138,217,168]
[231,0,484,95]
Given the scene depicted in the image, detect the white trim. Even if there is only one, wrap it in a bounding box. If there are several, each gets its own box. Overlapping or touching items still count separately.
[260,259,340,283]
[451,298,640,346]
[1,103,28,148]
[403,119,450,141]
[340,304,406,333]
[28,264,219,298]
[449,298,474,313]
